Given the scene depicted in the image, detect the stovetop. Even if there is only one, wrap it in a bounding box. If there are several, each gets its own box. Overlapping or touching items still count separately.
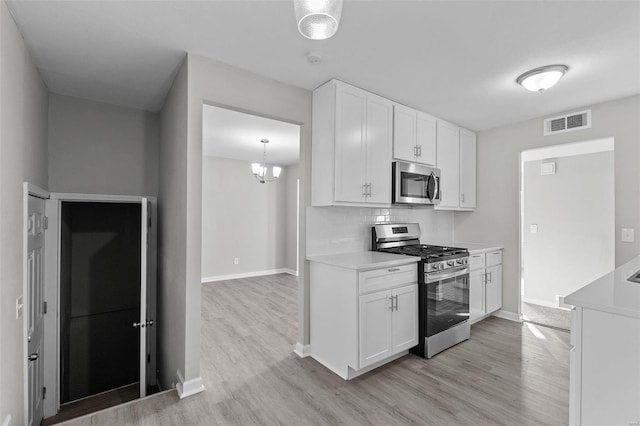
[378,244,468,262]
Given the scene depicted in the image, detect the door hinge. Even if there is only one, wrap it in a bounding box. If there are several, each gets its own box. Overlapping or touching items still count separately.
[148,354,151,364]
[148,216,151,229]
[43,386,46,400]
[43,301,47,314]
[43,216,49,230]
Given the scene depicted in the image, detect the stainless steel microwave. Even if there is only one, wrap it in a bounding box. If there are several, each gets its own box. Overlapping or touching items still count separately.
[392,161,441,205]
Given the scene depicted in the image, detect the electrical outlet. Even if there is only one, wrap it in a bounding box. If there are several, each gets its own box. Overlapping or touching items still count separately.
[234,257,239,265]
[622,228,635,243]
[529,224,538,234]
[16,296,23,319]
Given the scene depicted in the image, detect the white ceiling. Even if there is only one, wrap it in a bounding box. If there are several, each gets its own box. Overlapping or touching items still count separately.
[202,105,300,165]
[6,1,640,131]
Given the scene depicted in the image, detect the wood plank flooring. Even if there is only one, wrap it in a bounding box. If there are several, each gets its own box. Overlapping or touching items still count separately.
[62,273,570,425]
[42,383,140,425]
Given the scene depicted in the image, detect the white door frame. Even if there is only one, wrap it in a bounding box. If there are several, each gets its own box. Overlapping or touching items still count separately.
[42,192,157,417]
[23,182,50,424]
[518,137,614,318]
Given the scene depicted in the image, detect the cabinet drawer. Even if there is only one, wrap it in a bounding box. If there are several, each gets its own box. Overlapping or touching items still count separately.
[468,253,485,270]
[359,263,417,294]
[486,250,502,266]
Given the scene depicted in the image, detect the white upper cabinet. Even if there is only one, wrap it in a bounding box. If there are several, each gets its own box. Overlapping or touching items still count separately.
[312,80,392,206]
[334,84,367,203]
[393,104,436,166]
[435,121,477,211]
[435,120,460,209]
[459,129,477,209]
[366,94,394,204]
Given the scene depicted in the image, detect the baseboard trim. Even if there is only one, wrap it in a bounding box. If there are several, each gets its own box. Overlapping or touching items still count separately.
[492,309,522,322]
[293,342,311,358]
[202,268,298,283]
[176,369,205,399]
[2,414,11,426]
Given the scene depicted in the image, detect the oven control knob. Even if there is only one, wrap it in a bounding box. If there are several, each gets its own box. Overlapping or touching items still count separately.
[456,258,462,264]
[447,260,454,266]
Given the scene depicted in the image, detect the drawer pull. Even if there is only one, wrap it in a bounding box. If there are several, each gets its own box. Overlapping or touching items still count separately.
[387,268,400,272]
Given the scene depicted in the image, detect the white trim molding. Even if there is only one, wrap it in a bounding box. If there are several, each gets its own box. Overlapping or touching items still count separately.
[202,268,298,283]
[293,342,311,358]
[492,309,522,322]
[176,369,205,399]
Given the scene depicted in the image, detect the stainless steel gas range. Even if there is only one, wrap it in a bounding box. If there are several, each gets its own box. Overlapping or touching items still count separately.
[372,223,470,358]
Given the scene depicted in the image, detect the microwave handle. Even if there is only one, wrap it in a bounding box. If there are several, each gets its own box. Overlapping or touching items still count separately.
[431,172,439,200]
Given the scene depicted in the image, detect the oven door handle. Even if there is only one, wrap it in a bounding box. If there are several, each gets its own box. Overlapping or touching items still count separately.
[426,267,469,283]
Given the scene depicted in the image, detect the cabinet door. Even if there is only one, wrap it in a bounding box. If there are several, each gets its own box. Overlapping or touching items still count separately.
[416,111,437,166]
[359,290,393,368]
[335,84,366,203]
[485,265,502,313]
[435,120,460,209]
[391,284,418,352]
[365,93,393,204]
[393,104,417,163]
[469,269,485,322]
[459,129,476,209]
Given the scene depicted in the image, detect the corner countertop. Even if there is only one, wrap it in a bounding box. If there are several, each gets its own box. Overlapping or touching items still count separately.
[565,256,640,319]
[429,241,504,254]
[307,251,421,271]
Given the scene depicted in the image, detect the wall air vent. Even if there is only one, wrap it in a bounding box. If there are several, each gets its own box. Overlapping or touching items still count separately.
[543,109,591,136]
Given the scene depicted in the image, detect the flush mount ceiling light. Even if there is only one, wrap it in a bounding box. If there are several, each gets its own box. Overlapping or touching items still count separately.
[294,0,343,40]
[516,65,569,92]
[251,139,282,184]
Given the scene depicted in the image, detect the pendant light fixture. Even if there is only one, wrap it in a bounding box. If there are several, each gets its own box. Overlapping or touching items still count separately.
[294,0,343,40]
[251,139,282,184]
[516,64,569,92]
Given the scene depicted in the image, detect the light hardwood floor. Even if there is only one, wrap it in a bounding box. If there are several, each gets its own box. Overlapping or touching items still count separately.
[63,274,569,425]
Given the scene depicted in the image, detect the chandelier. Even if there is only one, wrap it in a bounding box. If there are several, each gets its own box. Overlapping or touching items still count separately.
[251,139,282,184]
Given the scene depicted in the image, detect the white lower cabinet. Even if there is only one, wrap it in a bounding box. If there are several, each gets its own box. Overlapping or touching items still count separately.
[359,284,418,368]
[310,260,418,379]
[469,249,503,324]
[570,307,640,425]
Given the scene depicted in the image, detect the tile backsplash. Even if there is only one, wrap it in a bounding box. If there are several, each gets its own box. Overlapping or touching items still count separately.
[306,206,453,256]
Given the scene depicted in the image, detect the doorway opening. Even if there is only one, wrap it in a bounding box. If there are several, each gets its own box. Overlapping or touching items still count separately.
[520,138,615,330]
[40,195,158,426]
[201,104,301,283]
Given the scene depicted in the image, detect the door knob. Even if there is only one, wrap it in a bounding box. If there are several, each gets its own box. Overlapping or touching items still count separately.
[28,353,39,361]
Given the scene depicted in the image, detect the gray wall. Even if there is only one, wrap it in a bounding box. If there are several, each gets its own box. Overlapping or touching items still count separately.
[201,156,292,278]
[285,163,300,272]
[158,57,188,390]
[454,95,640,315]
[522,152,615,306]
[48,94,159,196]
[0,1,49,423]
[186,54,312,384]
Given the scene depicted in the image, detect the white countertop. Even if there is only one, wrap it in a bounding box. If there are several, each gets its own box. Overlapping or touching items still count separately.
[565,255,640,319]
[307,251,421,271]
[428,241,504,254]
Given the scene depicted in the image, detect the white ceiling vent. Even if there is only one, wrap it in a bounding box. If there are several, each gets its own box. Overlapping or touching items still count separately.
[543,110,591,136]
